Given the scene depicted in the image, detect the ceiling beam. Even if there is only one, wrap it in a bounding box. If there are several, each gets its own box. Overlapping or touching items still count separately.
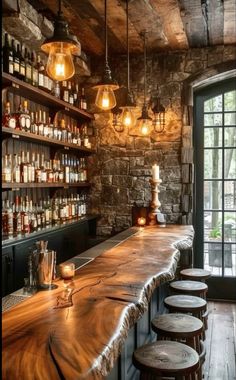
[207,0,224,45]
[224,0,236,44]
[150,0,189,50]
[178,0,208,47]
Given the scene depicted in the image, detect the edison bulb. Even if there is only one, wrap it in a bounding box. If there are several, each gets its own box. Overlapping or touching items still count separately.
[46,42,75,81]
[120,107,136,128]
[95,85,116,110]
[140,121,150,135]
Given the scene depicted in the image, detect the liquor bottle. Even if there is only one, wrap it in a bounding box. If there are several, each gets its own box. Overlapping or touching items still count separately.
[12,39,20,78]
[2,102,16,129]
[61,119,67,142]
[35,153,42,183]
[62,81,69,103]
[26,151,32,183]
[80,88,87,110]
[21,196,30,234]
[52,81,60,98]
[13,196,22,235]
[24,48,32,84]
[67,122,72,143]
[2,33,14,75]
[38,110,44,136]
[13,154,21,183]
[73,82,79,107]
[72,125,78,145]
[2,154,12,183]
[37,54,45,90]
[21,101,31,132]
[20,151,28,183]
[40,154,47,183]
[83,125,89,147]
[68,81,74,105]
[48,117,54,139]
[42,111,49,137]
[77,126,82,146]
[6,200,14,237]
[31,152,36,183]
[17,43,26,80]
[30,112,36,134]
[31,52,38,87]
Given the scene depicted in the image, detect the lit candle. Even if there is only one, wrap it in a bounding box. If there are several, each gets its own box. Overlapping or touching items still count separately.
[152,164,159,181]
[59,263,75,280]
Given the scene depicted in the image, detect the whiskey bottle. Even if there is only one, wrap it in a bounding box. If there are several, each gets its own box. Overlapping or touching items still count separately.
[13,154,21,183]
[13,196,22,235]
[80,88,87,110]
[2,33,14,75]
[20,151,28,183]
[62,81,69,103]
[37,54,45,90]
[17,43,26,80]
[6,200,14,237]
[2,154,12,183]
[38,110,44,136]
[83,125,89,147]
[2,102,16,129]
[61,119,67,142]
[31,52,38,87]
[19,100,31,132]
[24,48,32,84]
[68,81,74,105]
[12,39,20,78]
[73,82,79,107]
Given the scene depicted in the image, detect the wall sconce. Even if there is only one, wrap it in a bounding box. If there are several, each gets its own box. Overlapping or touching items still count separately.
[152,97,165,133]
[41,0,80,81]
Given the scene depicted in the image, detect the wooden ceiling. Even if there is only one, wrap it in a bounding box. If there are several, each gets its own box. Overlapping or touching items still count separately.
[27,0,236,56]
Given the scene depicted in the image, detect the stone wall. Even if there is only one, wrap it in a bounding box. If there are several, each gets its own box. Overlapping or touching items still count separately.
[86,46,236,236]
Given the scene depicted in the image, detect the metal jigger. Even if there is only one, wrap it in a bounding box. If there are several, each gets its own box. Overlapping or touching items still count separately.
[148,178,165,226]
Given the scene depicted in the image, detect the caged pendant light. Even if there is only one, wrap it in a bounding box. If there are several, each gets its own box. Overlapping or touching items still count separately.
[137,31,152,136]
[41,0,81,81]
[93,0,119,111]
[152,97,165,133]
[119,0,136,129]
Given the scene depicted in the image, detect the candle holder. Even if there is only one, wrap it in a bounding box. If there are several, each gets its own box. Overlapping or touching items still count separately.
[148,178,162,226]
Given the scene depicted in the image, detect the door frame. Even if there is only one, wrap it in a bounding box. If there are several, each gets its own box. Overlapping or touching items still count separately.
[193,78,236,301]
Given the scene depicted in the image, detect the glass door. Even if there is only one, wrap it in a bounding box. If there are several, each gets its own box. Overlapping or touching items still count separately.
[194,78,236,300]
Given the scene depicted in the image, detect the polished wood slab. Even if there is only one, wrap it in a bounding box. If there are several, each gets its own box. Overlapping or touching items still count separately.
[2,225,194,380]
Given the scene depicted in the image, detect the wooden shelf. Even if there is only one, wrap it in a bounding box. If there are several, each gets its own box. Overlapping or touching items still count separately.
[2,182,91,190]
[2,72,94,121]
[2,127,96,155]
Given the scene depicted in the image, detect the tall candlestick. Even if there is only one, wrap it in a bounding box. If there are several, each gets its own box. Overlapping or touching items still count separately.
[152,164,159,181]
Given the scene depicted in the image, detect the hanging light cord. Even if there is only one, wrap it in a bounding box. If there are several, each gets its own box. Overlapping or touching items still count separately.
[58,0,62,15]
[105,0,108,65]
[126,0,130,91]
[143,32,147,106]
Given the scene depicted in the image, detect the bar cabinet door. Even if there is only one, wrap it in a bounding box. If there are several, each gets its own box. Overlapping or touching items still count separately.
[2,248,14,297]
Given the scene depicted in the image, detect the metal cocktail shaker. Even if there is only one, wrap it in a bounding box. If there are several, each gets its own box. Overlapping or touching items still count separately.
[33,241,57,290]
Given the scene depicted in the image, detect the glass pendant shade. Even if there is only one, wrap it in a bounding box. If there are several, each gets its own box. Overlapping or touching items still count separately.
[95,84,117,110]
[137,105,152,135]
[120,106,136,127]
[45,42,75,81]
[41,0,80,81]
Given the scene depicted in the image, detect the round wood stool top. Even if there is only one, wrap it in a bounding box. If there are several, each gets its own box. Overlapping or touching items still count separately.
[133,340,199,375]
[151,313,203,338]
[170,280,208,294]
[180,268,211,281]
[164,295,207,312]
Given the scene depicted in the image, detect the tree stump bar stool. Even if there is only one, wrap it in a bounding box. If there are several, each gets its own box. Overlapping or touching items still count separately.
[164,295,207,340]
[180,269,211,282]
[133,340,200,380]
[170,281,208,299]
[151,313,205,380]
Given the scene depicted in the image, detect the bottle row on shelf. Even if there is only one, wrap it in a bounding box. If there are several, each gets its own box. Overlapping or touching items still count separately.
[2,152,88,184]
[2,194,88,238]
[2,33,88,109]
[2,101,91,148]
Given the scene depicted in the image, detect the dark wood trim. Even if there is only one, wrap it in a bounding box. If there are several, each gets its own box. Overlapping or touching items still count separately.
[2,182,90,190]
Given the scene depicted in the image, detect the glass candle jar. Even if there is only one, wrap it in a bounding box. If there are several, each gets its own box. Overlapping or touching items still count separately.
[59,262,75,280]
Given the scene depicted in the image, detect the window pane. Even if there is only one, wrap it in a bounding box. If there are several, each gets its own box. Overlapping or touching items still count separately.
[204,95,222,112]
[224,211,236,242]
[204,242,222,275]
[224,112,236,126]
[204,113,222,126]
[224,181,236,210]
[224,90,236,111]
[224,244,236,277]
[204,211,222,241]
[204,181,222,210]
[204,128,222,147]
[204,149,222,179]
[224,149,236,179]
[224,127,236,147]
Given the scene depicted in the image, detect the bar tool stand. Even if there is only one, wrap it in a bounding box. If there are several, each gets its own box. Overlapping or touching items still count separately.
[149,179,166,227]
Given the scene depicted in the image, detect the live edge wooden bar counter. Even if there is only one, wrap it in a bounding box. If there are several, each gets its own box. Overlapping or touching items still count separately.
[2,225,194,380]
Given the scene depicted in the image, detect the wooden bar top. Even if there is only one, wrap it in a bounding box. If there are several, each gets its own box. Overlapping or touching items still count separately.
[2,225,194,380]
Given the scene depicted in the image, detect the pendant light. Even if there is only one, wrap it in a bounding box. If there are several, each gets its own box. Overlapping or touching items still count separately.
[119,0,136,129]
[41,0,80,82]
[152,97,165,133]
[137,31,152,136]
[93,0,119,111]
